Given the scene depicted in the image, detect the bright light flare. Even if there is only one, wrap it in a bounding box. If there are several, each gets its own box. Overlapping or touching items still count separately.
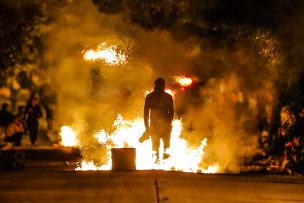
[60,126,78,146]
[175,76,193,87]
[83,43,127,65]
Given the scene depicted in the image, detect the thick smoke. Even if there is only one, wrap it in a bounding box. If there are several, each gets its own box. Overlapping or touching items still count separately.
[38,0,302,171]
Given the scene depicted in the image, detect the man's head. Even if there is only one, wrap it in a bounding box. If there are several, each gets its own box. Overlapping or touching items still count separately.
[154,77,165,92]
[31,97,38,106]
[1,103,9,112]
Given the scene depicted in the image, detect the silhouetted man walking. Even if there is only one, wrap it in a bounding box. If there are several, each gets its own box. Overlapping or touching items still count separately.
[144,78,174,162]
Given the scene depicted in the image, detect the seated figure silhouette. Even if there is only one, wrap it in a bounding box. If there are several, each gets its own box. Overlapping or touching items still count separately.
[144,78,174,162]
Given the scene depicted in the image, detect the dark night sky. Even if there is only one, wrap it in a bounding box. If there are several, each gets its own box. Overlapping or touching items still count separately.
[204,0,295,26]
[92,0,304,29]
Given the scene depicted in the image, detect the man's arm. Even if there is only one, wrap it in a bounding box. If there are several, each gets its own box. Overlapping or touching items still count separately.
[168,96,174,122]
[144,97,150,129]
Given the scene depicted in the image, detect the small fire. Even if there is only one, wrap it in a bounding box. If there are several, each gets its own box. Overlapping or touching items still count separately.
[175,76,193,87]
[60,126,78,146]
[83,42,127,65]
[61,115,219,173]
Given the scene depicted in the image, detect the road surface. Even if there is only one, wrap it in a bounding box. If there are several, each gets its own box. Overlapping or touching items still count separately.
[1,169,304,203]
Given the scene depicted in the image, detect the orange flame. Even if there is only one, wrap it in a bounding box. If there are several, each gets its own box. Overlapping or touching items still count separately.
[83,42,126,65]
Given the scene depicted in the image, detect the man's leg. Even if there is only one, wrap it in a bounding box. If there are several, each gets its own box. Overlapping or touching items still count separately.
[14,133,22,146]
[29,127,35,145]
[162,125,172,159]
[29,123,38,145]
[151,134,160,162]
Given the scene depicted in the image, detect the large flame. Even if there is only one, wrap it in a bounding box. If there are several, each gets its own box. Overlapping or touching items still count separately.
[61,115,219,173]
[83,42,127,65]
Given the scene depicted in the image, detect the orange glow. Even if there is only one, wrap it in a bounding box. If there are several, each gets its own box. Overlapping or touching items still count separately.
[175,76,193,87]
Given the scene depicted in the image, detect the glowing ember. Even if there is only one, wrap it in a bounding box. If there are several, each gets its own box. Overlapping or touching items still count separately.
[83,42,127,65]
[175,76,193,87]
[68,114,219,173]
[60,126,78,146]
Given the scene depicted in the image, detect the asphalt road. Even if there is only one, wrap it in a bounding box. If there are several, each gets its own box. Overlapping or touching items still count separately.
[1,169,304,203]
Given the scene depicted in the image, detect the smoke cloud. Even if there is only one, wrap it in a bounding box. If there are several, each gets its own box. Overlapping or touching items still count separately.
[32,0,303,171]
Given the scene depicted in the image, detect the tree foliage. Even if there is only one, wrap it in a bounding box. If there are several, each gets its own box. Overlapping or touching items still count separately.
[0,1,46,69]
